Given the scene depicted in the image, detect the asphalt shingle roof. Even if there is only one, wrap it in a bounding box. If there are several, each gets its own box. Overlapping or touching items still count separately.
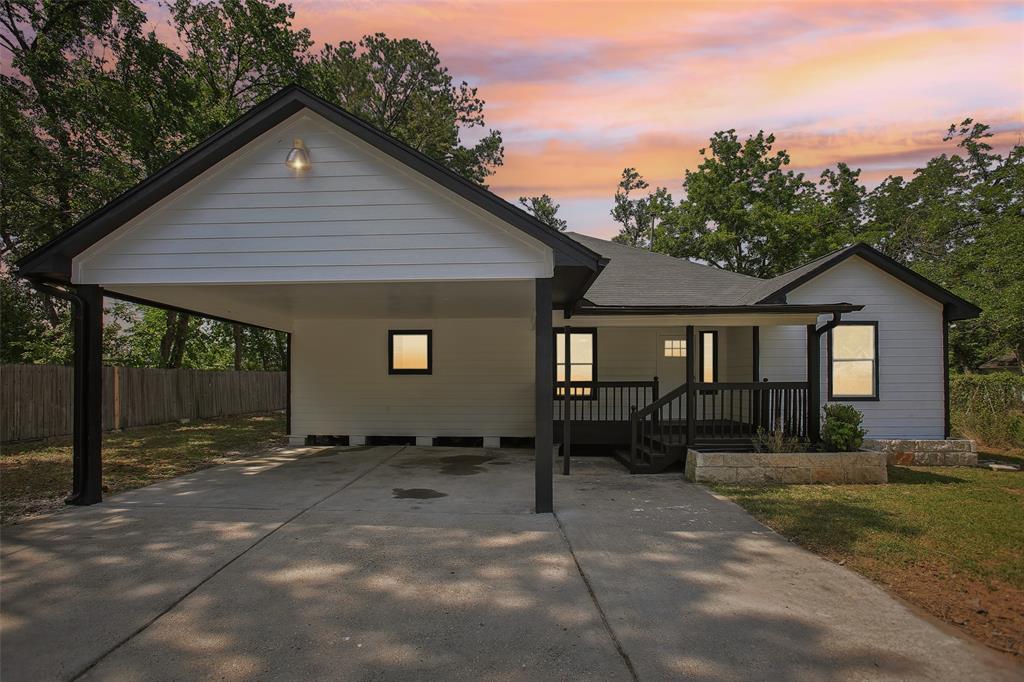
[566,233,763,307]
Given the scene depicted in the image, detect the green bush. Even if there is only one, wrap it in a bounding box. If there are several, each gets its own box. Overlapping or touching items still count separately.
[950,372,1024,448]
[820,403,866,452]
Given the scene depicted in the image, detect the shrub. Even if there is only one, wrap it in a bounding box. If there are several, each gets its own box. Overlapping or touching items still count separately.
[753,425,807,453]
[950,372,1024,448]
[820,403,866,452]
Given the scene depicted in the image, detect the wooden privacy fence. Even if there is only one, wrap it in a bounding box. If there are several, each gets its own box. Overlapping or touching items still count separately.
[1,364,286,443]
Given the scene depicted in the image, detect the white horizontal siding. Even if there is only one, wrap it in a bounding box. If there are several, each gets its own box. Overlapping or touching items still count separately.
[760,256,945,439]
[73,112,551,285]
[291,317,535,437]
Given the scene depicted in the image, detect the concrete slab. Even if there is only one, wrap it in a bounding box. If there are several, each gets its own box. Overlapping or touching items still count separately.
[80,510,629,681]
[1,505,289,681]
[2,449,1018,681]
[554,457,1018,681]
[317,446,536,516]
[107,445,402,511]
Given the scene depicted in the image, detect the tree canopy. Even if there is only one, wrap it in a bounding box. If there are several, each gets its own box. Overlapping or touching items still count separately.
[1,0,505,369]
[518,194,567,231]
[611,122,1023,371]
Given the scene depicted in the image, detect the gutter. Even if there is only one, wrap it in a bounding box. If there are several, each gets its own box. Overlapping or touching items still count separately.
[573,303,865,316]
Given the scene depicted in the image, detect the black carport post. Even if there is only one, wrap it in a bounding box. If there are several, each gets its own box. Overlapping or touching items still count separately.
[68,284,104,505]
[534,279,553,513]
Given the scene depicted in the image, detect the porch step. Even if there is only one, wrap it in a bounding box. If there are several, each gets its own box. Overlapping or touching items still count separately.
[613,447,683,474]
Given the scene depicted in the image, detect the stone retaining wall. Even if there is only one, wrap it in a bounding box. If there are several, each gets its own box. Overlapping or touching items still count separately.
[863,439,977,466]
[685,449,888,485]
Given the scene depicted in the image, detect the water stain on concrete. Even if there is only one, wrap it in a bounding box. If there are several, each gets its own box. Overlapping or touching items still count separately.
[392,453,500,476]
[392,488,448,500]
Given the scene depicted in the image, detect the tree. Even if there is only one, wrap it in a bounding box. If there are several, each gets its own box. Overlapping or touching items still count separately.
[610,168,672,248]
[655,131,842,277]
[302,33,503,185]
[860,121,1024,370]
[518,194,567,231]
[1,1,504,368]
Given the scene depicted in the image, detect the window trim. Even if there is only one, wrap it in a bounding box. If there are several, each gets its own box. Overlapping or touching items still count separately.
[827,321,879,401]
[663,337,687,358]
[388,329,433,375]
[700,330,719,383]
[553,327,598,400]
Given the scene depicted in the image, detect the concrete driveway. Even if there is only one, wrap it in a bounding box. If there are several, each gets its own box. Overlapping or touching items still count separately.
[1,446,1016,681]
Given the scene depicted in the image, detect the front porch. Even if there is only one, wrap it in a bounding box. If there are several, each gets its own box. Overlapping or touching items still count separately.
[553,320,827,473]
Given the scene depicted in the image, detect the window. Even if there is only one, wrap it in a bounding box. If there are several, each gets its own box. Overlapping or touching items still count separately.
[829,322,878,399]
[663,339,686,357]
[388,330,432,375]
[701,331,718,383]
[555,328,596,397]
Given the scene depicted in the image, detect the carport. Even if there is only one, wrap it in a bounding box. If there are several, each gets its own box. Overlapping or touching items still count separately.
[16,85,605,513]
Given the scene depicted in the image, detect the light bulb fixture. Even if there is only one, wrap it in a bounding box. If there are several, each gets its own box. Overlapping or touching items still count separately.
[285,138,310,170]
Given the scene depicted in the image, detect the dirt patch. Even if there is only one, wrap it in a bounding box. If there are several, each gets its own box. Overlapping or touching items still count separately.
[836,554,1024,657]
[392,488,447,499]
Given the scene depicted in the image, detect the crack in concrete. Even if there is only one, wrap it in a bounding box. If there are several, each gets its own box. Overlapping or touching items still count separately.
[554,510,640,682]
[68,446,407,682]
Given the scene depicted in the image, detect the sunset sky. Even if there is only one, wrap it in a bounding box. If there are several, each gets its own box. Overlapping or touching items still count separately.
[179,1,1024,237]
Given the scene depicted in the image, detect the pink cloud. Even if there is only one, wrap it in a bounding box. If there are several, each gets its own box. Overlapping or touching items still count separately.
[138,0,1024,234]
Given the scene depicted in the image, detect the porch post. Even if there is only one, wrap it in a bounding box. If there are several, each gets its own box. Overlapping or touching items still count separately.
[685,325,696,445]
[285,333,292,437]
[807,324,821,444]
[534,278,553,513]
[68,284,104,505]
[562,325,571,475]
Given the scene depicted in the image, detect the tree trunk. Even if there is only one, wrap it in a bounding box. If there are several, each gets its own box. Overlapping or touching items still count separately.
[159,311,191,368]
[232,324,244,371]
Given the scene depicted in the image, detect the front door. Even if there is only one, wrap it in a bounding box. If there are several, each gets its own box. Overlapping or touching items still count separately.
[656,334,687,393]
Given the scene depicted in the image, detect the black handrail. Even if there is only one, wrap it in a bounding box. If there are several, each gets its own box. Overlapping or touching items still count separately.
[630,380,811,467]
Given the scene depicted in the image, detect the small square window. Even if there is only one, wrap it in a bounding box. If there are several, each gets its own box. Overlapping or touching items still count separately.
[389,330,432,374]
[663,339,686,357]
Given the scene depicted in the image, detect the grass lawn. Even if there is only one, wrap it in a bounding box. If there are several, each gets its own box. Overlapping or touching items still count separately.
[1,412,286,524]
[713,448,1024,657]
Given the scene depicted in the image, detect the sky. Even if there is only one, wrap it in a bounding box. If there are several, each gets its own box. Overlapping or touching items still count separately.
[184,1,1024,238]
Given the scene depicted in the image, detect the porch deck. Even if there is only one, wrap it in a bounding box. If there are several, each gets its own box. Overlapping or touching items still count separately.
[555,379,810,473]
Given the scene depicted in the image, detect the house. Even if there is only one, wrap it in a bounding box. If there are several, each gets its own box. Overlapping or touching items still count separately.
[16,86,980,512]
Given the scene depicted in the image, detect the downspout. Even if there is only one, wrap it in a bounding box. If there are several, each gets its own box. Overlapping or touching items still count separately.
[807,311,845,444]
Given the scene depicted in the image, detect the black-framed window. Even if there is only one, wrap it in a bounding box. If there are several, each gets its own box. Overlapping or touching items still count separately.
[388,330,432,375]
[700,330,719,383]
[828,322,878,400]
[554,328,596,398]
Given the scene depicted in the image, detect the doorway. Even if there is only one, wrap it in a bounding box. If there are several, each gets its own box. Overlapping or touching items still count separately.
[656,334,687,393]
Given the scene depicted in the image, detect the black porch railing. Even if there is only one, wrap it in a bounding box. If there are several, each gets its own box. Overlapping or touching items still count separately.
[628,380,810,470]
[553,379,657,423]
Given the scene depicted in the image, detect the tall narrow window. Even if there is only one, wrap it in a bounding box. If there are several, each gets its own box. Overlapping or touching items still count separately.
[388,330,432,374]
[701,331,718,383]
[829,323,878,399]
[555,328,596,397]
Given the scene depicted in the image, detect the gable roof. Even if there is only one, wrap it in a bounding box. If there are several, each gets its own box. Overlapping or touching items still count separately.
[17,85,603,283]
[749,243,981,320]
[565,234,978,320]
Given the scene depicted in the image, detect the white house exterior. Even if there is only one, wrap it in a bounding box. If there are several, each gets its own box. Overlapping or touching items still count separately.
[17,86,980,511]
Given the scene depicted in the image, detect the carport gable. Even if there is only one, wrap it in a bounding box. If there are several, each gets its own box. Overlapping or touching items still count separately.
[16,86,602,286]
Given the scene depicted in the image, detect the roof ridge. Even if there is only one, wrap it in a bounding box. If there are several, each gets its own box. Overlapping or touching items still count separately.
[566,232,763,282]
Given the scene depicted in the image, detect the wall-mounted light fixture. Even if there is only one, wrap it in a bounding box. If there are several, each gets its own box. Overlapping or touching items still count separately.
[285,138,310,170]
